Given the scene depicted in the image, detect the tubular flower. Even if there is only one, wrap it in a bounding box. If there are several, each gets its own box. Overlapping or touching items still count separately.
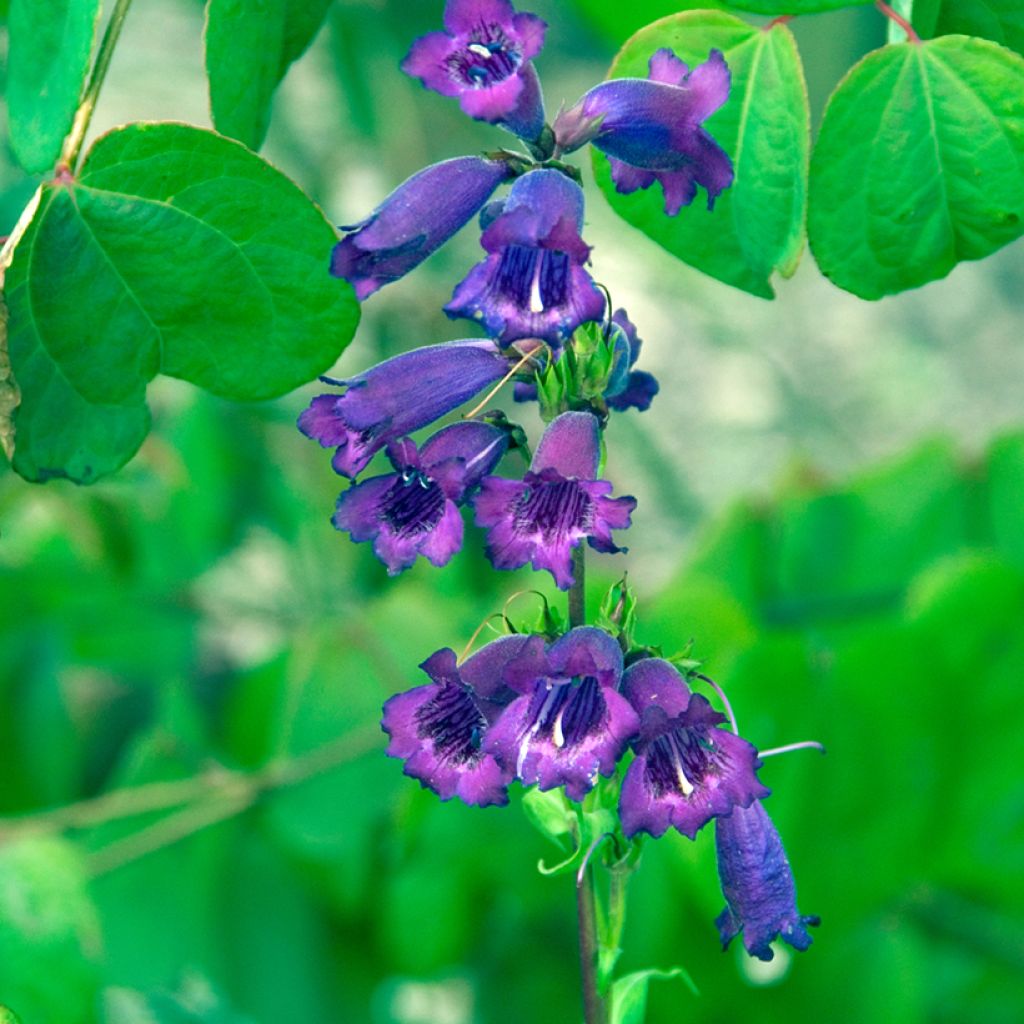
[619,659,769,840]
[298,340,510,480]
[473,411,635,589]
[330,156,513,299]
[554,48,733,213]
[715,800,820,961]
[482,627,640,800]
[382,637,536,807]
[402,0,547,140]
[333,422,508,575]
[445,169,606,347]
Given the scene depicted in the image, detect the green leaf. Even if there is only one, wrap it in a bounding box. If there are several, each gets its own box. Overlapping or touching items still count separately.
[521,786,576,848]
[726,0,872,11]
[0,836,101,1024]
[808,36,1024,299]
[594,12,810,298]
[0,295,18,463]
[569,1,728,43]
[205,0,334,150]
[0,1009,23,1024]
[4,123,359,483]
[915,0,1024,60]
[5,0,102,173]
[608,967,696,1024]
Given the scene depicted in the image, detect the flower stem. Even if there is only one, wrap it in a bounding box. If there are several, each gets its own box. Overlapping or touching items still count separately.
[569,547,586,628]
[57,0,136,173]
[576,864,608,1024]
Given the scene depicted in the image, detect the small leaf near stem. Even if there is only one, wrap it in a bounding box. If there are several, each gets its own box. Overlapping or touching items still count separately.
[58,0,136,172]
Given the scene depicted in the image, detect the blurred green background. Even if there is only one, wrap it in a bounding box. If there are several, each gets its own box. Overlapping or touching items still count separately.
[2,2,1024,1022]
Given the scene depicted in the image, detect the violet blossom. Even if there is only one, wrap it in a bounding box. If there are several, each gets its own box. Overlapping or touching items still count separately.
[402,0,547,141]
[554,48,734,213]
[330,156,513,299]
[482,627,640,800]
[382,636,536,807]
[445,169,606,346]
[619,659,768,840]
[333,421,507,574]
[715,800,820,960]
[298,340,510,479]
[473,411,635,589]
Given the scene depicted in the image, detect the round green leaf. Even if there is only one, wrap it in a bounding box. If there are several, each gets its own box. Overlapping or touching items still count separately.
[594,11,810,298]
[4,123,359,483]
[808,36,1024,299]
[6,0,102,174]
[205,0,334,150]
[915,0,1024,61]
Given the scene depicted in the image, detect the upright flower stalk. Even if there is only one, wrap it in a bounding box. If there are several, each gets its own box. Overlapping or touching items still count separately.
[301,3,820,1019]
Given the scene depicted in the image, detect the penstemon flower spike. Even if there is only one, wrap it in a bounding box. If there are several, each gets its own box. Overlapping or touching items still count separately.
[299,2,819,1019]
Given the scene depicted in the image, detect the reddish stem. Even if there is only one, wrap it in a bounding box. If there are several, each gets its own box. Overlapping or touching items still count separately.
[875,0,921,43]
[764,15,794,30]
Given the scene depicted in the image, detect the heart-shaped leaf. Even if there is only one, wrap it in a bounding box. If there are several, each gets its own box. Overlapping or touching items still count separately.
[808,36,1024,299]
[4,123,359,483]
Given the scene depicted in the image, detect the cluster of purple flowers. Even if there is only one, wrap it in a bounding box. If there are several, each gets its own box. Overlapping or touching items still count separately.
[301,0,817,965]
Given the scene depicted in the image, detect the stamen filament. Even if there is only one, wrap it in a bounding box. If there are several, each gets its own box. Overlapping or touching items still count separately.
[695,673,739,735]
[463,345,545,419]
[759,741,827,759]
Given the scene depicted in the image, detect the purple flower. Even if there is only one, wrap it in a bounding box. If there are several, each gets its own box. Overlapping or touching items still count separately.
[554,48,733,213]
[333,421,507,575]
[298,340,510,479]
[618,659,768,840]
[483,627,640,800]
[473,412,635,589]
[330,156,513,300]
[445,169,606,347]
[402,0,547,141]
[715,801,820,961]
[382,637,536,807]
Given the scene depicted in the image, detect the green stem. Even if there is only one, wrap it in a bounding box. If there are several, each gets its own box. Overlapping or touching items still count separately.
[576,864,608,1024]
[58,0,136,172]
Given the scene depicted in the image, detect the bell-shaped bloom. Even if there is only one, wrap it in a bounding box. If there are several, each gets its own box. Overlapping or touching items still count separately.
[402,0,547,141]
[618,659,769,840]
[715,800,820,961]
[554,48,733,213]
[330,156,513,299]
[382,637,536,807]
[445,169,606,346]
[298,340,510,479]
[483,627,640,800]
[473,411,635,589]
[333,421,508,574]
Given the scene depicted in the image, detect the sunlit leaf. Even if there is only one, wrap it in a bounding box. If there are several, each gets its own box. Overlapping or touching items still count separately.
[4,123,359,483]
[915,0,1024,60]
[205,0,334,150]
[5,0,102,173]
[808,36,1024,298]
[608,967,696,1024]
[595,11,810,298]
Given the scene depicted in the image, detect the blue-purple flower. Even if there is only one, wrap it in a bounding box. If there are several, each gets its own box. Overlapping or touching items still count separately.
[402,0,547,141]
[473,411,635,589]
[298,340,510,479]
[330,156,513,299]
[715,800,820,961]
[619,659,768,840]
[333,421,508,574]
[445,169,606,347]
[554,48,733,213]
[482,627,640,800]
[382,637,536,807]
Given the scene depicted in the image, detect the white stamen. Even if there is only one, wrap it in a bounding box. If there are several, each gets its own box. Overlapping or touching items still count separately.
[672,744,694,796]
[552,708,566,748]
[467,42,493,58]
[529,260,545,313]
[517,685,560,776]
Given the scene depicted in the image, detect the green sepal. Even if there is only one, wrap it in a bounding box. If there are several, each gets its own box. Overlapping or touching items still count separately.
[608,968,698,1024]
[598,577,640,651]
